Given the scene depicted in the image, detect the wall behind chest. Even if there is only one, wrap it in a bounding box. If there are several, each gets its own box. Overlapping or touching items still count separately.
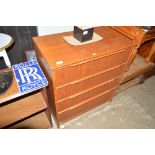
[0,26,38,69]
[37,26,73,36]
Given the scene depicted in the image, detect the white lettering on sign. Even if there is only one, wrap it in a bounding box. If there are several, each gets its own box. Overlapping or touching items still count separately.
[18,67,42,83]
[12,60,48,93]
[13,60,36,69]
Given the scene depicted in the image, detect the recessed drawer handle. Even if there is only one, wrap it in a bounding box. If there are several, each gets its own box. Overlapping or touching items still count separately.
[68,96,75,100]
[70,59,93,67]
[67,64,124,86]
[69,49,127,67]
[69,81,77,85]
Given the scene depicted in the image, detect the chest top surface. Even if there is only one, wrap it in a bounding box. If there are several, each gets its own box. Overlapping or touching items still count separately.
[33,26,135,69]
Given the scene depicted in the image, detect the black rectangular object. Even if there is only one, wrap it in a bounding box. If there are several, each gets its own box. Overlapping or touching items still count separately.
[73,26,94,43]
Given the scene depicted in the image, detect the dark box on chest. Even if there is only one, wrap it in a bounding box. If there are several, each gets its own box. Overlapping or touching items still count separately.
[73,26,94,42]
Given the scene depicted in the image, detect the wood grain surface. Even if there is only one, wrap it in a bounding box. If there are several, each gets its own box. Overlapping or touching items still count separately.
[0,92,47,128]
[33,26,135,126]
[9,111,51,129]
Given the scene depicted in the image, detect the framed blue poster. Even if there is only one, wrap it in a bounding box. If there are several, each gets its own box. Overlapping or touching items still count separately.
[12,60,48,94]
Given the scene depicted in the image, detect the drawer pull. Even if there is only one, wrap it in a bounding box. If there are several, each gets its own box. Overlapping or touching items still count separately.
[69,49,126,67]
[67,88,115,111]
[70,59,94,67]
[56,63,125,89]
[57,77,119,104]
[69,64,121,85]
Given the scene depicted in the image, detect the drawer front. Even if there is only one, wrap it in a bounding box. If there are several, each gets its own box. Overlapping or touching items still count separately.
[54,48,131,87]
[57,89,115,124]
[0,92,47,128]
[55,64,125,101]
[57,78,119,112]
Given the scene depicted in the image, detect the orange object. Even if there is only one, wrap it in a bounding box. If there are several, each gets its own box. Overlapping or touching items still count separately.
[33,26,136,126]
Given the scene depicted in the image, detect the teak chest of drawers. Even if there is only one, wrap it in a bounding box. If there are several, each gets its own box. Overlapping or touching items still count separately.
[33,26,136,126]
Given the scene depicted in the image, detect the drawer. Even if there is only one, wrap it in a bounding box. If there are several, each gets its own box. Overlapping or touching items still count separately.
[57,89,115,124]
[55,64,124,101]
[56,78,118,112]
[54,48,131,87]
[0,92,47,128]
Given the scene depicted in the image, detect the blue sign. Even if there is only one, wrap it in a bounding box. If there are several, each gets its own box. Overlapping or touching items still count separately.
[12,60,48,93]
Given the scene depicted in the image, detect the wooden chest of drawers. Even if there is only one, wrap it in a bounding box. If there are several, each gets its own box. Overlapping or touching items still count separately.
[33,26,136,126]
[112,26,155,63]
